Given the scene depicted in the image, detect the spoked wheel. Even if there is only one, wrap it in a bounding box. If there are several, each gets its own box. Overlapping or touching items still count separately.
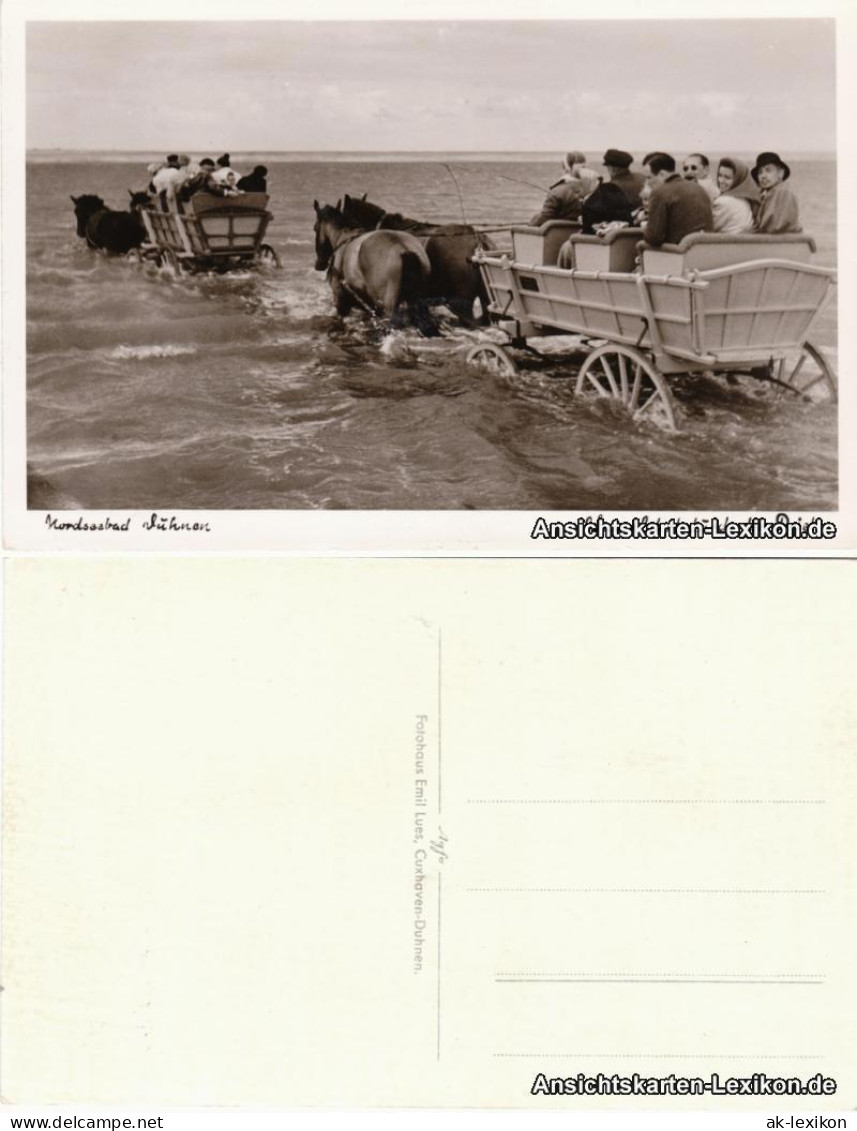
[575,344,677,431]
[773,342,837,404]
[257,243,281,268]
[465,342,518,377]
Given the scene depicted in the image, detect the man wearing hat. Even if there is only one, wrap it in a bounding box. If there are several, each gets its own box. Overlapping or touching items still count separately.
[602,148,646,210]
[752,152,801,234]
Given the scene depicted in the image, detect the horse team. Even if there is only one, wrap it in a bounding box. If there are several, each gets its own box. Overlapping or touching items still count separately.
[71,186,490,335]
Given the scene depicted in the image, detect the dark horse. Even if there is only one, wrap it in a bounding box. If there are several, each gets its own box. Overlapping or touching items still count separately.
[313,200,437,336]
[71,193,146,254]
[341,193,493,326]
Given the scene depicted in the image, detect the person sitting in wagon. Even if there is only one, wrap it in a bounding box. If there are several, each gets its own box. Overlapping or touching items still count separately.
[752,151,801,233]
[602,148,646,210]
[681,153,719,201]
[177,158,217,204]
[642,152,713,247]
[237,165,268,193]
[529,150,592,225]
[711,156,758,234]
[151,154,190,212]
[211,153,243,186]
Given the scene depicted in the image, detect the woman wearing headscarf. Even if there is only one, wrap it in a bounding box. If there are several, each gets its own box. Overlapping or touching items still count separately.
[712,157,758,234]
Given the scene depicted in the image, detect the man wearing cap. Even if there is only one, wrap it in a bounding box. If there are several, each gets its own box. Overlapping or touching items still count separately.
[529,150,593,225]
[602,148,647,210]
[642,152,713,247]
[752,152,801,234]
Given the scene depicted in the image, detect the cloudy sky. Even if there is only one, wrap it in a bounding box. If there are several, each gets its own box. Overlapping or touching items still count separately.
[27,19,835,153]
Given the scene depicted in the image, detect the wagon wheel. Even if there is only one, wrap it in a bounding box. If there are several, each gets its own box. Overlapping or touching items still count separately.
[465,342,517,377]
[575,344,677,431]
[258,243,281,268]
[774,342,837,404]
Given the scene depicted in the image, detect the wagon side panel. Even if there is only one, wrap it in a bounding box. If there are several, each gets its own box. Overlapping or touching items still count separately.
[643,279,696,358]
[506,269,646,342]
[698,261,835,359]
[199,212,269,254]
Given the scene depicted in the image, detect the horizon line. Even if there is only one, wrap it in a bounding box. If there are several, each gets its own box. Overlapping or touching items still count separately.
[27,147,838,157]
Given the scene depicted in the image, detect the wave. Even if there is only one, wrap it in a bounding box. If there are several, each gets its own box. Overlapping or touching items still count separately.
[109,343,199,360]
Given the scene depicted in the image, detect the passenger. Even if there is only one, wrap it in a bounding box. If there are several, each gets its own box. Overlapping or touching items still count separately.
[602,148,647,210]
[530,156,589,225]
[221,171,244,196]
[752,151,801,233]
[681,153,719,201]
[237,165,268,193]
[151,154,190,212]
[631,180,652,226]
[711,157,758,234]
[581,182,634,235]
[178,158,218,203]
[211,153,242,186]
[575,167,601,196]
[642,152,713,247]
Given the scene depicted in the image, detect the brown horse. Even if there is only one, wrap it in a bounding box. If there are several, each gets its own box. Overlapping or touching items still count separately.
[313,200,437,336]
[341,193,493,326]
[70,193,146,254]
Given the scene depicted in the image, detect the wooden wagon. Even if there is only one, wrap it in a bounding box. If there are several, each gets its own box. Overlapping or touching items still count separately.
[137,191,280,273]
[470,226,836,430]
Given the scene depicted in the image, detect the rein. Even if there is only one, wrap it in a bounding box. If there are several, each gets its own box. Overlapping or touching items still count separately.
[323,227,364,283]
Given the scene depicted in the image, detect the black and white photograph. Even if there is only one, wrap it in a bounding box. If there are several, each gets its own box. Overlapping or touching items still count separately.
[20,15,838,518]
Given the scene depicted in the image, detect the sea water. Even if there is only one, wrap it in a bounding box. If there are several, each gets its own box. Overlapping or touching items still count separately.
[26,155,837,511]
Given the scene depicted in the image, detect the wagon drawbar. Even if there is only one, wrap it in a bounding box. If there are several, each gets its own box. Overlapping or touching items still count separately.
[470,225,836,431]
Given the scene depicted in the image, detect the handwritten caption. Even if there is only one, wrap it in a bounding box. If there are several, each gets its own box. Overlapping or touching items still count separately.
[45,513,211,534]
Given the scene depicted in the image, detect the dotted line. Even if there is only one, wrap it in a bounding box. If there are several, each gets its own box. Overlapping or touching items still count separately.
[496,978,822,986]
[492,1054,820,1060]
[468,799,825,805]
[495,972,824,978]
[468,888,825,894]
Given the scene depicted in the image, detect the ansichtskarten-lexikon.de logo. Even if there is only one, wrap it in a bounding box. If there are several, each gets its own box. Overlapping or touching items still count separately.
[530,513,838,540]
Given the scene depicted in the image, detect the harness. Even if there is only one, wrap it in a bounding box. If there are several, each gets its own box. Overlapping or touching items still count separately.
[325,230,380,318]
[84,208,109,249]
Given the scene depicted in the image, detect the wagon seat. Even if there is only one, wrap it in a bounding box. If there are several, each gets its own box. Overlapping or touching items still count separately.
[640,232,816,277]
[559,227,645,273]
[509,220,581,266]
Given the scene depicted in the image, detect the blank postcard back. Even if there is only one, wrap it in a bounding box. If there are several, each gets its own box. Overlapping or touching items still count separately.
[3,558,856,1108]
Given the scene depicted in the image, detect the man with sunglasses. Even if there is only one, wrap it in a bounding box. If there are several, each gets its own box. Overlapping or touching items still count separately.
[681,153,719,201]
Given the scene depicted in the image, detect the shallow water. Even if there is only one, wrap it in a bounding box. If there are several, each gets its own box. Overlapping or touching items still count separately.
[27,157,837,510]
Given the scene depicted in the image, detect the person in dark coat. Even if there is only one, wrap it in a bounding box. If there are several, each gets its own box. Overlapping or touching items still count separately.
[530,177,587,225]
[237,165,268,193]
[602,148,647,210]
[751,152,801,234]
[581,182,634,235]
[642,152,713,247]
[178,158,218,203]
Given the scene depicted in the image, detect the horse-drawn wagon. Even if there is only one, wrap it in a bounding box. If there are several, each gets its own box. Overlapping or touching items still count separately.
[470,224,837,430]
[136,191,281,272]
